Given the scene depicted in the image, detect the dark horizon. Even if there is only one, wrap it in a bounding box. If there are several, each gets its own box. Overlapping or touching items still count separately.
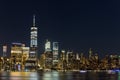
[0,0,120,57]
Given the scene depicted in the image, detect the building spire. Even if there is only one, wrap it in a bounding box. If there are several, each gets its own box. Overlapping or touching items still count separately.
[33,14,35,26]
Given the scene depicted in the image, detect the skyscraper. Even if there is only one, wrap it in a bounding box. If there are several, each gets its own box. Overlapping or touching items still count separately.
[44,39,52,69]
[52,42,59,66]
[89,48,93,59]
[30,15,38,58]
[3,45,7,57]
[11,43,24,71]
[45,39,51,52]
[25,15,38,71]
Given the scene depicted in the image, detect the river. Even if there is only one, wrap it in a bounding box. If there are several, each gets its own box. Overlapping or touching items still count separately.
[0,71,119,80]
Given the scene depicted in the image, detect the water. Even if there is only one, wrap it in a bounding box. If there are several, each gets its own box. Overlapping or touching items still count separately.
[0,71,119,80]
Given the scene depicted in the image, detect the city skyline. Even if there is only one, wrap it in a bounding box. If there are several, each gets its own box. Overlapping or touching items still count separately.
[0,0,120,57]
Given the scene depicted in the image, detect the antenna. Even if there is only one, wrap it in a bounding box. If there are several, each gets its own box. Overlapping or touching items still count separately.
[33,14,35,26]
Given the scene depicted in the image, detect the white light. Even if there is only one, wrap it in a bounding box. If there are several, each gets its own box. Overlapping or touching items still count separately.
[80,70,87,73]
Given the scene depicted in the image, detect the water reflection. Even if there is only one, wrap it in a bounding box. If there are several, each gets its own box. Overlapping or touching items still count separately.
[43,71,59,80]
[0,71,119,80]
[0,72,38,80]
[118,72,120,80]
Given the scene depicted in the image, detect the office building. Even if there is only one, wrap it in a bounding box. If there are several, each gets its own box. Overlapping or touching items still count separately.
[25,15,38,71]
[11,43,29,71]
[30,15,38,57]
[3,45,7,57]
[45,39,51,52]
[89,48,93,59]
[52,42,59,66]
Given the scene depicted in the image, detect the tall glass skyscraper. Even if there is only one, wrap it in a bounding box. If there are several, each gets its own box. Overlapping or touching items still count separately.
[52,42,59,66]
[25,15,38,71]
[30,15,37,48]
[30,15,38,58]
[45,39,51,52]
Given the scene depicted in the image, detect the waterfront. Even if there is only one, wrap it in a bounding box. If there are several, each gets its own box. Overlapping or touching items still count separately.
[0,71,119,80]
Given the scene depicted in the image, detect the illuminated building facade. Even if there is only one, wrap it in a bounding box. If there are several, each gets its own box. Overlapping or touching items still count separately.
[30,15,37,47]
[11,43,23,71]
[44,40,52,69]
[59,50,66,70]
[3,45,7,57]
[30,15,38,57]
[11,43,29,71]
[45,51,53,69]
[52,42,59,66]
[60,50,65,61]
[22,47,29,70]
[66,51,73,65]
[3,45,9,71]
[25,15,38,71]
[76,53,80,60]
[89,48,93,59]
[0,58,3,71]
[45,39,51,52]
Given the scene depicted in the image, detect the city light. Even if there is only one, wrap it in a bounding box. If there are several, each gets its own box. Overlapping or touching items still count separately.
[0,15,119,72]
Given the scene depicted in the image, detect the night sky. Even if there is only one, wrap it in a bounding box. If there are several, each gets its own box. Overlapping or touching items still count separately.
[0,0,120,57]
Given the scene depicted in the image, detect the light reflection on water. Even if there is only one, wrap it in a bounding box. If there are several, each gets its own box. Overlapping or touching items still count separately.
[0,71,119,80]
[42,71,59,80]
